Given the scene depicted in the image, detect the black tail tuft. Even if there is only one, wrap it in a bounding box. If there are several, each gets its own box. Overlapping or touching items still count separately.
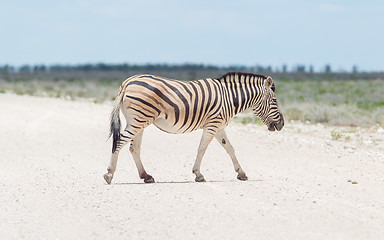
[108,94,123,153]
[110,109,121,153]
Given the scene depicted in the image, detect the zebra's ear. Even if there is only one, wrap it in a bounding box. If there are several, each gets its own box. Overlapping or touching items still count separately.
[264,76,274,89]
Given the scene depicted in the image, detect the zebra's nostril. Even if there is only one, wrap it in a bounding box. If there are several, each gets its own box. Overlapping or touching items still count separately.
[268,123,276,131]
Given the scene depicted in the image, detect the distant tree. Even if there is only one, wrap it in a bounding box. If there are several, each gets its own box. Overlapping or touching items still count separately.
[50,65,65,72]
[309,65,314,73]
[254,65,264,72]
[324,64,332,73]
[282,64,287,73]
[0,64,15,73]
[33,65,47,72]
[19,65,31,73]
[96,63,108,71]
[352,65,358,73]
[295,65,306,73]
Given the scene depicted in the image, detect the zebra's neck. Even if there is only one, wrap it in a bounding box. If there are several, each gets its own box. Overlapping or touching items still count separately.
[217,72,266,117]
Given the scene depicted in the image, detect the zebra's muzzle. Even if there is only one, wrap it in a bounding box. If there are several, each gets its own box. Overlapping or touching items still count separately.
[267,113,284,132]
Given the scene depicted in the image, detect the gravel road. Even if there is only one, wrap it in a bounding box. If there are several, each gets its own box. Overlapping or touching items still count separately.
[1,94,384,240]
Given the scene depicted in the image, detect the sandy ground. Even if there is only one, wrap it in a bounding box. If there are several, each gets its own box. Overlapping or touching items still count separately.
[1,93,384,240]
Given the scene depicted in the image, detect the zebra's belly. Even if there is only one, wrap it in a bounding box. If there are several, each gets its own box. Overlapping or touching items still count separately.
[153,117,195,134]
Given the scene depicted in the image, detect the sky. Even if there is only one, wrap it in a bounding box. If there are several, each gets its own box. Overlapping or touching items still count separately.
[1,0,383,71]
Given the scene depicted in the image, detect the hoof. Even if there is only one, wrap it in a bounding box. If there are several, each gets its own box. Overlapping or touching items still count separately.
[144,175,155,183]
[237,172,248,181]
[195,175,206,182]
[103,173,113,185]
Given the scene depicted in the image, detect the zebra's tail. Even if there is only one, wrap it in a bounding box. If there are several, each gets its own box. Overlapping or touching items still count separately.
[109,90,124,153]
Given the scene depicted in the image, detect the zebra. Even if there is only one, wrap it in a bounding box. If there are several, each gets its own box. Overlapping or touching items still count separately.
[103,72,284,184]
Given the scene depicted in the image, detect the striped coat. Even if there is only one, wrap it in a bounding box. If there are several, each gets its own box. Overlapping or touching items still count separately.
[104,72,284,184]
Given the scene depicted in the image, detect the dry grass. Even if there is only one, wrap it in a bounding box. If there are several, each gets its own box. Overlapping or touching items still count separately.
[276,79,384,126]
[0,78,120,103]
[1,77,383,127]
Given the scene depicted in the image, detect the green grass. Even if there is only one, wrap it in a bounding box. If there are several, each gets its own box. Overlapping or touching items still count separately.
[331,130,343,141]
[276,79,384,108]
[0,77,383,127]
[276,79,384,126]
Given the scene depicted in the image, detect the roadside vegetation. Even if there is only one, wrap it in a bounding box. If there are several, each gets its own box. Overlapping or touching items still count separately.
[276,79,384,126]
[1,65,383,127]
[0,78,120,103]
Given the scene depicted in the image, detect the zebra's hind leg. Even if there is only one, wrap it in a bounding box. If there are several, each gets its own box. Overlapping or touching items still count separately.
[104,130,133,184]
[129,130,154,183]
[104,123,147,184]
[215,129,248,181]
[192,127,216,182]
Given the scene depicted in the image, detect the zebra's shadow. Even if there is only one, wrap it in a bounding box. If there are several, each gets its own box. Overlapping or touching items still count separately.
[113,179,263,185]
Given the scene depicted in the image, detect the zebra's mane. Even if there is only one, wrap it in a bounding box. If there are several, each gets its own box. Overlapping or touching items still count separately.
[218,72,275,92]
[218,72,267,81]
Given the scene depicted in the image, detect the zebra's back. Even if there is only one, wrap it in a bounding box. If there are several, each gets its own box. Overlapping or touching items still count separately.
[120,74,224,134]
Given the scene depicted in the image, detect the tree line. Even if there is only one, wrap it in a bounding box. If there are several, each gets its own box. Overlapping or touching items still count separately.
[0,63,365,74]
[0,63,382,81]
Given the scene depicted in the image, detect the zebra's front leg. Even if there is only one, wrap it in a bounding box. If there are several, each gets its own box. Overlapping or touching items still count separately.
[129,130,154,183]
[192,128,216,182]
[215,129,248,181]
[103,132,132,184]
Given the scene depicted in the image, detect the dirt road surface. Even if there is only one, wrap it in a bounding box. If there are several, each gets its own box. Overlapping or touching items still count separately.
[1,94,384,239]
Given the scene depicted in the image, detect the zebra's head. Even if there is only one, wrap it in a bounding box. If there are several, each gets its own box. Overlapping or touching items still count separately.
[253,76,284,131]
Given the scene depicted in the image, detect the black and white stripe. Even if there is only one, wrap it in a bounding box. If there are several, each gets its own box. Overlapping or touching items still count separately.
[104,72,284,184]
